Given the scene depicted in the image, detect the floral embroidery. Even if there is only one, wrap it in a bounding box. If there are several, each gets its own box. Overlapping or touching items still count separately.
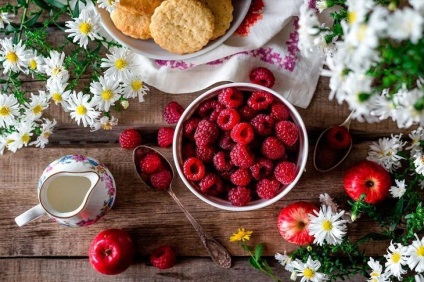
[155,59,194,70]
[283,16,300,72]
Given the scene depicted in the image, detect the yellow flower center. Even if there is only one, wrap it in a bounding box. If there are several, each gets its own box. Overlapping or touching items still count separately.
[417,246,424,257]
[76,105,87,115]
[29,59,37,70]
[107,0,113,4]
[0,106,11,116]
[79,22,92,35]
[6,138,14,144]
[43,132,51,138]
[21,133,30,144]
[101,89,113,101]
[348,11,357,24]
[322,220,333,231]
[131,80,143,91]
[357,24,367,42]
[52,67,61,76]
[391,252,401,263]
[371,271,379,277]
[6,51,18,63]
[52,93,62,103]
[303,267,315,279]
[115,58,127,70]
[32,105,43,115]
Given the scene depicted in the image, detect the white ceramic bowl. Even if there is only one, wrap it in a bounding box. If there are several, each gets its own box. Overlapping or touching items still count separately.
[173,83,308,211]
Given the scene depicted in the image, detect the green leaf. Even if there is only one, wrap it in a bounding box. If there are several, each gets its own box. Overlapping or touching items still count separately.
[72,1,80,18]
[248,257,261,270]
[45,0,66,9]
[24,11,42,28]
[254,243,263,261]
[32,0,51,10]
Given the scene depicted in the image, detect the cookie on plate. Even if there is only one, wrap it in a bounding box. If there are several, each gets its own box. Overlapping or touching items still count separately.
[110,6,153,40]
[198,0,233,40]
[149,0,215,54]
[118,0,163,14]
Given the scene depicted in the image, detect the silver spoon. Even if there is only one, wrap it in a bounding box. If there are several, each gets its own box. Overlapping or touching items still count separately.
[133,145,232,269]
[313,111,354,172]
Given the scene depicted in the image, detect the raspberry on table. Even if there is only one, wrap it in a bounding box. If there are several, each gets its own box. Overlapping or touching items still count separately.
[195,144,215,163]
[157,127,175,148]
[150,245,176,270]
[140,152,162,174]
[183,157,206,181]
[250,158,274,180]
[230,122,255,144]
[228,186,251,206]
[275,120,299,147]
[198,173,224,196]
[270,102,290,121]
[230,168,252,186]
[256,178,280,199]
[183,117,201,140]
[230,144,255,168]
[150,169,173,190]
[325,126,351,149]
[194,119,219,147]
[218,87,244,108]
[249,67,276,88]
[261,136,286,160]
[163,101,185,124]
[119,129,142,149]
[213,151,233,171]
[216,108,240,130]
[218,131,235,151]
[274,161,297,185]
[247,90,274,110]
[251,114,274,136]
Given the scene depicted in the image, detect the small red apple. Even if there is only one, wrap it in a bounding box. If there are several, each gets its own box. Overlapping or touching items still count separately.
[88,229,135,275]
[344,160,391,204]
[277,201,318,246]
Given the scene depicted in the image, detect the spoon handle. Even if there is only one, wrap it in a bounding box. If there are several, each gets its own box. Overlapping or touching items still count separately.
[167,189,232,268]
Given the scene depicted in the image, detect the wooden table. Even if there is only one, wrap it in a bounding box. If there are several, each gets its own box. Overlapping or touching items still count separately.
[0,3,411,282]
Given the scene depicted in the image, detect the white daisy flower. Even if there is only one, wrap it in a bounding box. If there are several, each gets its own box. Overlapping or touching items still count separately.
[308,205,348,246]
[121,73,149,102]
[416,274,424,282]
[321,47,348,102]
[97,0,120,13]
[275,252,294,272]
[389,179,406,199]
[67,91,100,127]
[44,50,69,83]
[291,256,327,282]
[101,47,136,81]
[46,80,71,110]
[0,12,14,29]
[90,75,122,112]
[406,126,424,156]
[65,8,102,49]
[406,234,424,272]
[388,7,424,44]
[369,89,397,122]
[297,2,323,58]
[413,151,424,175]
[7,122,34,152]
[0,133,13,155]
[29,118,57,148]
[90,115,118,132]
[24,91,49,121]
[345,0,374,26]
[0,37,28,73]
[367,257,389,282]
[0,93,20,128]
[315,0,327,13]
[366,134,406,173]
[410,0,424,13]
[25,49,45,74]
[383,241,408,280]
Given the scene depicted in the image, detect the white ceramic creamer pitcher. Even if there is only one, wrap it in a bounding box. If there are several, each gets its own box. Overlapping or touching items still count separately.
[15,155,116,227]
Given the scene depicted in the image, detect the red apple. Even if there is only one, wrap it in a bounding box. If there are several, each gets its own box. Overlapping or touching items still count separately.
[344,160,391,204]
[277,201,318,246]
[88,229,135,275]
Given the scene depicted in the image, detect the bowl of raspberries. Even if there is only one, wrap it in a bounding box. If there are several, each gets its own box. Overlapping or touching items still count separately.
[172,83,308,211]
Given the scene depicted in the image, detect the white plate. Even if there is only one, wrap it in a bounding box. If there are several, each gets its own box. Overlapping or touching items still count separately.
[97,0,252,60]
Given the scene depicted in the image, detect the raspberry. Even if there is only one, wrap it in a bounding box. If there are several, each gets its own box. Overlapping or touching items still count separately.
[163,101,184,124]
[198,173,224,196]
[216,108,240,130]
[271,102,290,121]
[182,142,196,159]
[140,152,162,174]
[195,144,215,162]
[239,105,257,121]
[213,151,233,171]
[119,129,142,149]
[150,169,173,190]
[157,127,175,148]
[256,178,280,199]
[218,131,235,150]
[251,114,274,136]
[261,137,286,160]
[228,186,251,206]
[275,120,299,147]
[183,117,200,140]
[230,144,255,168]
[194,119,219,146]
[218,87,244,108]
[230,168,252,186]
[250,158,274,180]
[209,107,223,122]
[150,245,176,270]
[197,99,221,118]
[325,126,352,149]
[230,122,255,144]
[247,90,273,110]
[249,67,275,88]
[274,161,297,185]
[183,157,206,181]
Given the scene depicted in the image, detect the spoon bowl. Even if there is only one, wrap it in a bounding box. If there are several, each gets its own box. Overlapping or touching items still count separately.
[133,145,232,268]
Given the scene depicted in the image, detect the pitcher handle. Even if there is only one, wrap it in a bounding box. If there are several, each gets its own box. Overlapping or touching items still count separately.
[15,204,46,227]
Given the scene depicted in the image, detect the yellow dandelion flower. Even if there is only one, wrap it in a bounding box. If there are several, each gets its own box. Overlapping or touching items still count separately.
[229,228,252,242]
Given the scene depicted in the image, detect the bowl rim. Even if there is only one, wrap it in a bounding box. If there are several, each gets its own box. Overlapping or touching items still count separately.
[172,82,309,211]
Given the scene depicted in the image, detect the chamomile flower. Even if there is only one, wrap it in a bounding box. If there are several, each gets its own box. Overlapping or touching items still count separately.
[308,205,348,246]
[44,50,69,83]
[90,115,118,132]
[367,257,389,282]
[406,234,424,272]
[297,2,322,58]
[0,93,20,128]
[413,151,424,175]
[97,0,120,13]
[383,241,408,280]
[275,252,294,272]
[410,0,424,13]
[67,91,100,127]
[7,122,34,152]
[65,8,102,49]
[101,47,136,81]
[121,73,149,102]
[30,118,57,148]
[315,0,327,13]
[0,12,14,29]
[406,127,424,156]
[291,256,327,282]
[387,8,423,44]
[389,179,406,199]
[46,80,71,110]
[0,133,13,155]
[345,0,374,26]
[366,134,406,172]
[26,49,45,74]
[229,228,252,242]
[0,37,28,73]
[24,91,50,121]
[416,274,424,282]
[90,75,122,112]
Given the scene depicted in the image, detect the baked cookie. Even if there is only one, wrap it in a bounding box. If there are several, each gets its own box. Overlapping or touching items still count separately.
[198,0,233,40]
[118,0,163,14]
[150,0,215,54]
[110,6,152,40]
